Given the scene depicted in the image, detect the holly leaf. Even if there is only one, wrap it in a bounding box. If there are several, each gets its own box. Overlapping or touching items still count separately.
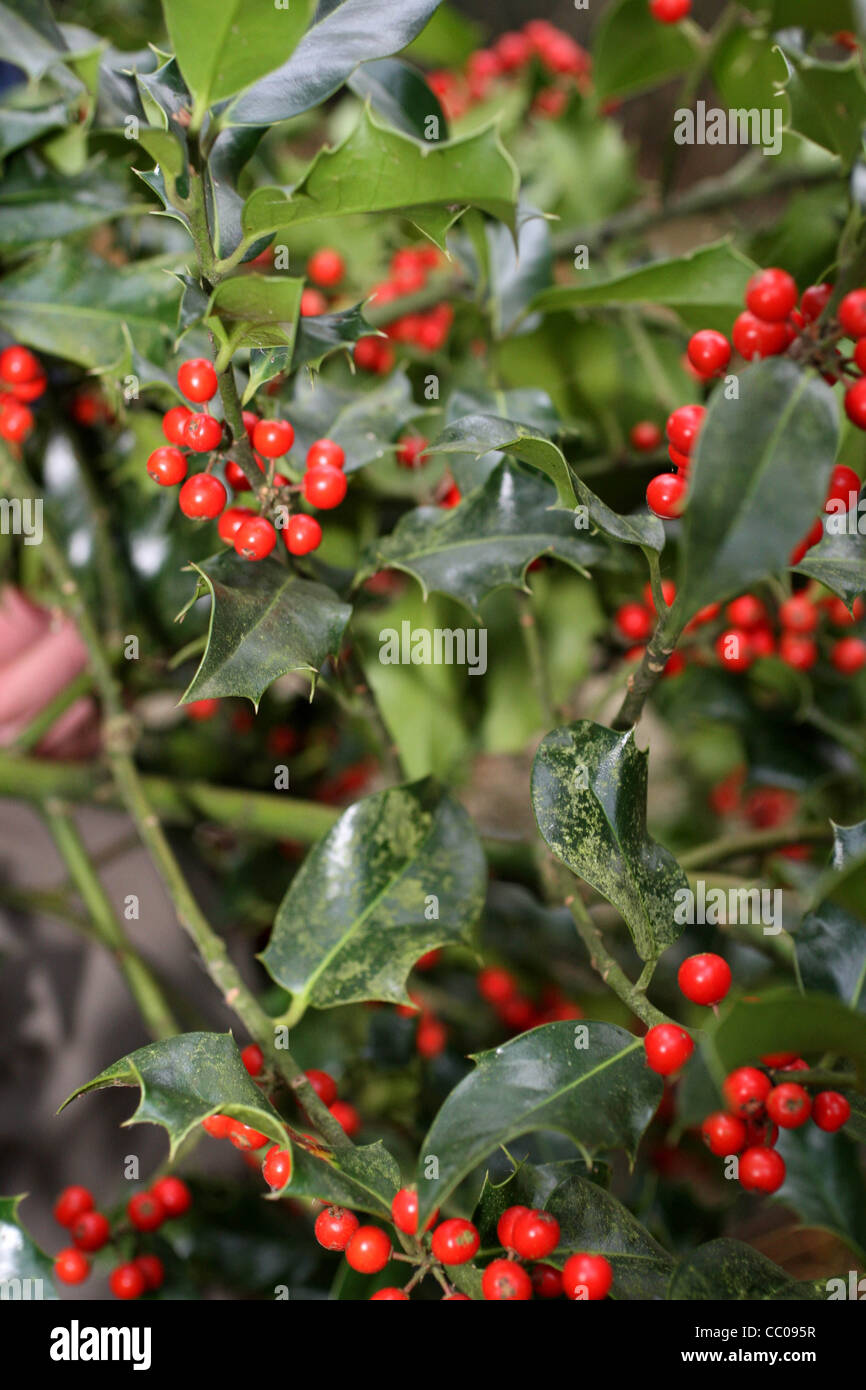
[0,0,70,81]
[356,460,613,619]
[473,1160,611,1248]
[776,1126,866,1263]
[675,359,839,620]
[207,273,304,357]
[0,159,149,250]
[593,0,696,100]
[240,109,517,242]
[0,100,70,159]
[709,989,866,1084]
[226,0,445,126]
[531,721,689,962]
[780,45,866,167]
[0,1196,58,1299]
[261,779,486,1010]
[794,903,866,1011]
[291,302,373,375]
[485,202,553,338]
[163,0,315,116]
[179,552,352,710]
[415,1021,662,1224]
[429,413,576,508]
[792,508,866,610]
[348,57,446,143]
[60,1032,291,1160]
[668,1238,823,1300]
[278,1140,399,1218]
[284,371,421,474]
[547,1174,674,1300]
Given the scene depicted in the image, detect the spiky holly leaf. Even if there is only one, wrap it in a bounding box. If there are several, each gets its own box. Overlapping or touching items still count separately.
[0,1196,58,1299]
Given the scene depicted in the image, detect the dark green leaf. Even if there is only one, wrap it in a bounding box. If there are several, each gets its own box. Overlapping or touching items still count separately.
[668,1238,822,1300]
[285,370,421,474]
[794,902,866,1010]
[0,0,69,80]
[0,1195,58,1299]
[777,1126,866,1262]
[279,1140,399,1217]
[429,413,576,508]
[261,779,486,1009]
[547,1174,674,1299]
[207,273,304,357]
[709,989,866,1083]
[485,203,552,338]
[0,100,69,158]
[163,0,315,115]
[780,46,866,166]
[792,507,866,609]
[291,302,373,375]
[348,57,446,142]
[473,1159,610,1248]
[180,552,352,709]
[531,721,689,962]
[0,159,147,250]
[415,1021,662,1224]
[593,0,697,100]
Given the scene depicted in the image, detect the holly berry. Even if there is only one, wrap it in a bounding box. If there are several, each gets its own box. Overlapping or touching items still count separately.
[179,473,227,519]
[677,953,732,1007]
[127,1191,166,1232]
[109,1262,147,1300]
[431,1218,481,1266]
[477,966,517,1005]
[55,1247,90,1284]
[496,1204,530,1250]
[329,1100,361,1136]
[649,0,691,21]
[218,506,255,543]
[687,330,731,376]
[185,413,224,452]
[370,1287,409,1300]
[147,445,187,486]
[262,1147,293,1190]
[844,378,866,428]
[345,1225,391,1274]
[766,1082,811,1129]
[839,288,866,338]
[561,1252,613,1300]
[722,1066,771,1117]
[307,248,345,287]
[301,288,328,317]
[241,1043,264,1076]
[646,472,686,519]
[643,1023,694,1075]
[511,1209,560,1260]
[0,344,42,386]
[630,421,662,452]
[391,1188,419,1235]
[186,697,220,721]
[744,1114,779,1149]
[202,1113,234,1138]
[0,398,34,442]
[826,464,860,505]
[315,1205,359,1250]
[150,1175,192,1218]
[732,311,790,360]
[615,602,654,642]
[778,594,817,633]
[133,1254,165,1291]
[235,515,277,561]
[225,459,252,491]
[738,1146,786,1193]
[666,404,705,454]
[832,636,866,673]
[779,631,817,671]
[715,628,751,671]
[252,418,294,457]
[54,1185,94,1227]
[800,283,832,322]
[761,1052,797,1067]
[306,438,345,471]
[177,357,217,403]
[396,434,429,469]
[812,1091,851,1132]
[531,1263,563,1298]
[303,464,347,509]
[71,1209,111,1252]
[228,1121,269,1151]
[286,513,323,555]
[727,594,767,629]
[416,1014,448,1057]
[163,405,192,445]
[482,1259,533,1300]
[305,1069,338,1106]
[701,1111,747,1156]
[745,268,798,322]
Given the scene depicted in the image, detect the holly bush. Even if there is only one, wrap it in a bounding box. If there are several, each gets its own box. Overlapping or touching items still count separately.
[1,0,866,1307]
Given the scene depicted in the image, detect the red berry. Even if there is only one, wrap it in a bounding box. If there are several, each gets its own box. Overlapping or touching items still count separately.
[825,463,860,506]
[241,1043,264,1076]
[396,434,429,469]
[687,330,731,376]
[303,464,347,509]
[185,412,224,452]
[779,631,817,671]
[826,594,865,625]
[133,1254,164,1291]
[511,1209,560,1260]
[439,481,461,508]
[202,1113,234,1138]
[228,1121,269,1151]
[766,1083,811,1129]
[315,1205,359,1250]
[812,1091,851,1132]
[345,1225,391,1273]
[149,1175,192,1218]
[163,405,192,445]
[234,515,277,560]
[416,1014,448,1057]
[252,418,294,457]
[147,445,187,486]
[642,579,677,612]
[0,398,34,441]
[179,472,226,519]
[71,1210,111,1252]
[732,311,791,360]
[646,472,686,519]
[306,438,345,471]
[127,1192,166,1232]
[308,248,345,288]
[305,1069,338,1106]
[531,1263,563,1298]
[844,377,866,428]
[329,1100,361,1136]
[649,0,691,20]
[482,1258,532,1300]
[800,283,832,322]
[839,288,866,338]
[262,1147,293,1189]
[218,506,255,543]
[497,1204,531,1250]
[286,513,323,555]
[715,628,751,671]
[477,966,517,1005]
[177,357,217,403]
[54,1247,90,1285]
[744,1114,779,1148]
[370,1287,409,1300]
[761,1052,797,1067]
[745,268,798,323]
[723,1066,771,1117]
[780,1057,809,1072]
[666,404,705,455]
[832,636,866,673]
[677,953,732,1006]
[738,1146,786,1193]
[391,1188,437,1235]
[644,1023,694,1075]
[561,1252,613,1300]
[431,1218,480,1266]
[11,372,47,403]
[854,338,866,372]
[54,1185,94,1228]
[615,602,654,642]
[109,1262,146,1300]
[630,421,662,452]
[0,344,41,385]
[748,625,775,659]
[726,595,767,629]
[778,594,817,633]
[186,698,220,721]
[701,1111,747,1156]
[225,459,252,491]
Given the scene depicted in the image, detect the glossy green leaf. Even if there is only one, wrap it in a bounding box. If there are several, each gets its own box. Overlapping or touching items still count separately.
[0,100,69,158]
[429,413,576,508]
[780,46,866,166]
[180,552,352,709]
[226,0,444,126]
[60,1032,291,1159]
[285,370,421,474]
[547,1174,674,1300]
[812,819,866,919]
[0,0,69,80]
[291,302,373,375]
[668,1238,822,1300]
[792,508,866,609]
[532,721,689,962]
[675,360,839,619]
[485,203,552,338]
[348,57,446,142]
[356,460,612,619]
[207,273,304,357]
[241,110,517,242]
[279,1140,399,1217]
[261,779,486,1009]
[163,0,315,114]
[473,1160,611,1249]
[794,902,866,1010]
[593,0,696,100]
[709,989,866,1083]
[0,159,147,250]
[0,1196,58,1299]
[415,1021,662,1224]
[777,1126,866,1262]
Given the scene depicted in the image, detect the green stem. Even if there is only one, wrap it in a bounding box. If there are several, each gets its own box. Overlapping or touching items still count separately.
[768,1068,858,1090]
[611,601,685,730]
[678,823,833,869]
[12,670,93,753]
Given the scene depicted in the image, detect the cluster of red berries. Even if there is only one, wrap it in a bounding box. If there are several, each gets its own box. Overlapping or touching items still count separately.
[613,580,686,677]
[313,1188,613,1300]
[146,357,350,559]
[0,343,46,443]
[52,1177,190,1297]
[299,247,346,318]
[649,0,692,23]
[477,965,583,1034]
[353,245,452,374]
[707,773,810,859]
[428,20,591,125]
[202,1062,360,1174]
